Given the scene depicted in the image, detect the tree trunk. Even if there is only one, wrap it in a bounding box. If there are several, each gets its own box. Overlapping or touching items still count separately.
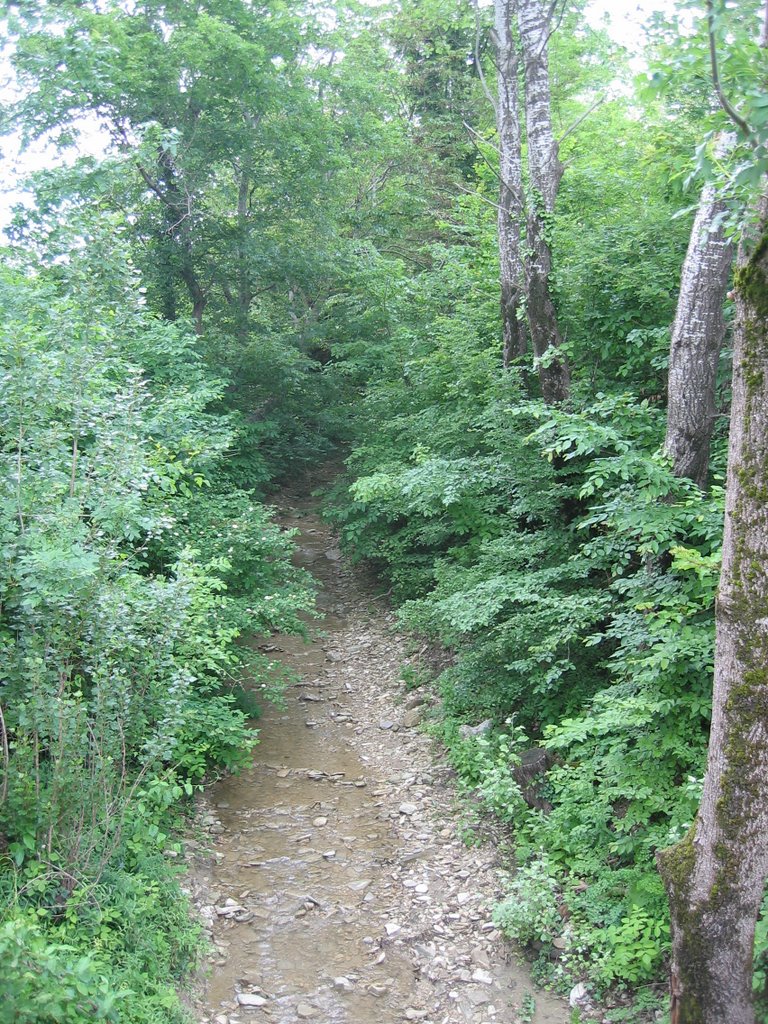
[518,0,569,403]
[658,193,768,1024]
[156,148,207,334]
[234,165,253,342]
[664,135,734,488]
[494,0,526,366]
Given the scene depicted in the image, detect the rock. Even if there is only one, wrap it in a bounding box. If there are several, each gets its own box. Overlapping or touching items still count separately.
[465,987,491,1007]
[569,983,590,1008]
[402,846,437,863]
[296,1002,317,1018]
[236,994,268,1007]
[458,719,493,740]
[552,935,567,950]
[322,849,336,859]
[333,976,354,992]
[325,547,342,561]
[398,802,418,816]
[404,694,427,710]
[471,968,493,985]
[379,719,396,731]
[312,817,328,827]
[366,984,389,997]
[513,747,556,811]
[385,922,401,936]
[415,882,429,894]
[405,1010,429,1021]
[402,708,423,728]
[216,902,245,917]
[471,947,491,968]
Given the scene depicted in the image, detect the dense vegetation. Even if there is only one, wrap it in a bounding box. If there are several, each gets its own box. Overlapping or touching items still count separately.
[1,0,766,1020]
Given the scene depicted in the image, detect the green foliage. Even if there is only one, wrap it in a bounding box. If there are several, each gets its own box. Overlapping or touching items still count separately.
[326,192,720,1004]
[1,0,754,1014]
[0,233,315,1018]
[0,917,125,1023]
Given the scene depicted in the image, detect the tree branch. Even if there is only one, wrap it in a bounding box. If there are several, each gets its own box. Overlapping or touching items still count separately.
[557,93,607,146]
[474,0,498,115]
[542,0,568,57]
[463,121,502,180]
[706,0,752,139]
[463,120,500,153]
[453,182,504,213]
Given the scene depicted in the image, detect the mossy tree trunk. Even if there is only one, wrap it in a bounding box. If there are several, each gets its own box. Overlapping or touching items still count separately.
[658,194,768,1024]
[664,134,734,488]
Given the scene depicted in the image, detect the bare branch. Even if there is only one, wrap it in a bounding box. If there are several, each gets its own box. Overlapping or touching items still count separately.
[474,0,498,115]
[135,160,168,203]
[557,93,607,146]
[463,120,500,153]
[463,120,525,214]
[542,0,568,57]
[454,182,504,213]
[463,121,502,180]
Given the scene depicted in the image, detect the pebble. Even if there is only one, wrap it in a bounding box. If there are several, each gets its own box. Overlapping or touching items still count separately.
[236,994,267,1007]
[399,802,418,816]
[296,1002,317,1018]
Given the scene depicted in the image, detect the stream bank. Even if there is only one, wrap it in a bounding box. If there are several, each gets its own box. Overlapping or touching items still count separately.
[184,492,571,1024]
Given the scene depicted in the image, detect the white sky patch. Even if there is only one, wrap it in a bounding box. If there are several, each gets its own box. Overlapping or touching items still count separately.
[584,0,670,46]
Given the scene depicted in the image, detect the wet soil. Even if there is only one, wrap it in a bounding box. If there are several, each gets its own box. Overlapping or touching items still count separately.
[187,494,571,1024]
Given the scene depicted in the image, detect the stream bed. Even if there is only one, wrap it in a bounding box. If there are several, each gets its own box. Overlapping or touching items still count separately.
[187,496,571,1024]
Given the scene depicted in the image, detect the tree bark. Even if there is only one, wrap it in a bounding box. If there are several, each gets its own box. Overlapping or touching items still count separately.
[658,193,768,1024]
[493,0,526,366]
[518,0,569,404]
[664,135,734,488]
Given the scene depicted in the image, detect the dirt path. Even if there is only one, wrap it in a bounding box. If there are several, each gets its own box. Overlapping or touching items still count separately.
[187,496,571,1024]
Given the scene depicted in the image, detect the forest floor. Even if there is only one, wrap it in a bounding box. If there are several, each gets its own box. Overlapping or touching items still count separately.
[184,488,572,1024]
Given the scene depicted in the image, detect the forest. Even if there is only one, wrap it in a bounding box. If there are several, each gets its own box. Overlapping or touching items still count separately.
[0,0,767,1021]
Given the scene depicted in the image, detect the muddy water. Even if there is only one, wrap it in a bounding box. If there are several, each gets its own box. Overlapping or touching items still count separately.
[192,501,571,1024]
